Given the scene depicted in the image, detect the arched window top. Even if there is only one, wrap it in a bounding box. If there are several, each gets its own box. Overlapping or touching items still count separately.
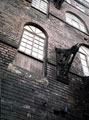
[24,25,46,39]
[19,24,47,60]
[65,12,88,33]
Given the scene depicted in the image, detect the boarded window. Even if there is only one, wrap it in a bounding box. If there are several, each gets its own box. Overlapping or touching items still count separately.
[32,0,48,14]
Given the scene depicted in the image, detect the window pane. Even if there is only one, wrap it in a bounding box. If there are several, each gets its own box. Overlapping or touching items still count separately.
[23,34,29,39]
[72,20,79,29]
[22,38,27,43]
[19,46,25,52]
[33,44,39,48]
[32,0,48,14]
[38,54,43,60]
[35,36,40,40]
[26,44,32,49]
[66,17,72,24]
[27,41,33,45]
[38,50,43,55]
[21,42,26,47]
[39,42,44,46]
[23,31,29,35]
[39,46,44,50]
[80,54,86,60]
[33,47,38,52]
[28,37,34,41]
[34,40,39,44]
[80,25,86,33]
[25,49,31,55]
[32,51,38,57]
[39,38,45,43]
[81,60,87,66]
[28,33,34,38]
[82,66,89,74]
[24,26,31,31]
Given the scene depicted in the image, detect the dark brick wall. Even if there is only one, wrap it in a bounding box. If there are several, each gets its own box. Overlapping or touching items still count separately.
[0,0,89,120]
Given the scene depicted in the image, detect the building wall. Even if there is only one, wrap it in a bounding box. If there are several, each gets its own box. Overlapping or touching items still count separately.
[0,0,89,120]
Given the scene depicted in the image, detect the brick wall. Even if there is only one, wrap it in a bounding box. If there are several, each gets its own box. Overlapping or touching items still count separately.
[0,0,89,120]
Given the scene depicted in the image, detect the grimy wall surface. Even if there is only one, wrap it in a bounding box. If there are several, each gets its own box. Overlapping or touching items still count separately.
[0,0,89,120]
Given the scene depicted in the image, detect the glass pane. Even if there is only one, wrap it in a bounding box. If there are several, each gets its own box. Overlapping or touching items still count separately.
[33,47,38,52]
[80,25,86,33]
[80,53,86,60]
[39,38,44,43]
[82,66,89,74]
[24,26,31,31]
[39,42,44,46]
[27,41,33,45]
[72,20,79,29]
[35,36,40,40]
[38,54,43,60]
[32,51,38,57]
[39,32,46,38]
[38,50,43,55]
[25,49,31,55]
[30,26,36,32]
[28,33,34,38]
[20,42,26,47]
[33,44,39,48]
[84,72,89,76]
[39,46,44,50]
[28,37,34,41]
[82,47,89,55]
[19,46,25,52]
[35,28,42,34]
[23,34,29,39]
[66,17,72,24]
[26,44,32,49]
[23,31,29,35]
[81,60,87,66]
[22,38,27,43]
[34,40,39,44]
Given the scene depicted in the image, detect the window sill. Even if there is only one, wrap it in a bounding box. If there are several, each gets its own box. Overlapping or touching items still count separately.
[18,51,44,63]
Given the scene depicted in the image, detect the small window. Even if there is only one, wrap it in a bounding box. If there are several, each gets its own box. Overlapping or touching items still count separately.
[19,25,46,60]
[65,12,87,33]
[79,46,89,76]
[76,3,85,12]
[65,0,71,4]
[31,0,48,14]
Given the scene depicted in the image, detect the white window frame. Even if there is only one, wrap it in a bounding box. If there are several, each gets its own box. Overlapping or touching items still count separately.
[19,25,46,60]
[65,13,87,33]
[79,46,89,76]
[31,0,48,14]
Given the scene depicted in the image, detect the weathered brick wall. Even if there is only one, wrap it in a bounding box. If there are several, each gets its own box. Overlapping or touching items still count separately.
[0,0,89,120]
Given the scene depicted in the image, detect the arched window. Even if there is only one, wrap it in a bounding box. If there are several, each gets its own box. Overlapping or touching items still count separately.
[19,25,46,60]
[65,12,87,33]
[79,46,89,76]
[15,24,47,76]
